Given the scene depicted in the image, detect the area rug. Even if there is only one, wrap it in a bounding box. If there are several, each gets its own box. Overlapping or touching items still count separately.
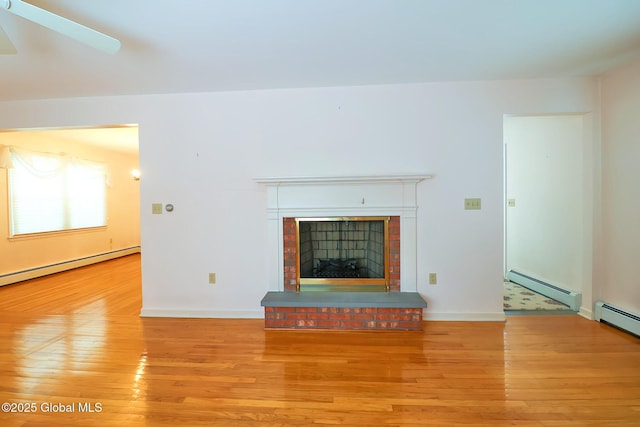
[504,281,571,311]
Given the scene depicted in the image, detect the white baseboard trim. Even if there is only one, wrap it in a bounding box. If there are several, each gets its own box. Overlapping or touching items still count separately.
[506,270,581,311]
[140,308,505,321]
[423,311,506,322]
[578,307,593,320]
[139,308,264,319]
[0,246,141,287]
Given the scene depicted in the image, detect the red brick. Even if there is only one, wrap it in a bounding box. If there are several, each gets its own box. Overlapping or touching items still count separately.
[274,319,296,328]
[318,320,341,328]
[340,308,361,314]
[353,313,375,321]
[297,319,317,327]
[286,313,308,320]
[330,313,353,320]
[307,313,330,320]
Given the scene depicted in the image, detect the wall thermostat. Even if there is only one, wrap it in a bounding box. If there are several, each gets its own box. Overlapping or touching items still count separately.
[165,204,174,212]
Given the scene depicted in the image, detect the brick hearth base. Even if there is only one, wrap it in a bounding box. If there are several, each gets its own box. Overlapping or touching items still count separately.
[260,291,427,331]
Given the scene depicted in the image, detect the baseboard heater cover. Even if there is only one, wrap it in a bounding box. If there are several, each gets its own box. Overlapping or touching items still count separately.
[506,270,581,311]
[595,301,640,337]
[0,246,141,287]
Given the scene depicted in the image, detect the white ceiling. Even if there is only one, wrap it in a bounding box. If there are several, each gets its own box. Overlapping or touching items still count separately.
[1,0,640,103]
[1,1,640,152]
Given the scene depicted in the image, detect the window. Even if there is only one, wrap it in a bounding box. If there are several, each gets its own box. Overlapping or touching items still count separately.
[7,148,107,236]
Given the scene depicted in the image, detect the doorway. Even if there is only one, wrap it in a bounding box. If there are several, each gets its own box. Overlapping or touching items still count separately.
[503,115,586,311]
[0,125,140,290]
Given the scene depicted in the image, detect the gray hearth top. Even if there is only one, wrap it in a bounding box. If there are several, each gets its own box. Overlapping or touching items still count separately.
[260,291,427,308]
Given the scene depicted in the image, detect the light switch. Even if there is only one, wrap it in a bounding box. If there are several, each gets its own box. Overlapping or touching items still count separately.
[152,203,163,214]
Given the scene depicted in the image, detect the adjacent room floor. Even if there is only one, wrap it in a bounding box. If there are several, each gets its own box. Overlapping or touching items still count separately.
[503,281,573,312]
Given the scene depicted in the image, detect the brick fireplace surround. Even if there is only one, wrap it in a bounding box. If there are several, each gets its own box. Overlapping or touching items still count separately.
[255,175,430,331]
[263,302,425,330]
[282,216,401,293]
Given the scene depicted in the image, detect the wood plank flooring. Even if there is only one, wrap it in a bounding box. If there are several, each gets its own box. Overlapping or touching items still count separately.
[1,254,639,426]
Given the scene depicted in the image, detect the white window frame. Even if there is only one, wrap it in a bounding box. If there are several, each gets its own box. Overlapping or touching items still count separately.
[7,148,107,237]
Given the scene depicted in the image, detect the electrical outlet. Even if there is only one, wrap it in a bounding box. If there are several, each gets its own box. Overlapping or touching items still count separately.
[429,273,437,285]
[208,273,216,284]
[464,198,481,210]
[151,203,163,214]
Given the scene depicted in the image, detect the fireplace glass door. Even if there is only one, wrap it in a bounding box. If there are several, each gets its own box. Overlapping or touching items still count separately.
[296,217,390,291]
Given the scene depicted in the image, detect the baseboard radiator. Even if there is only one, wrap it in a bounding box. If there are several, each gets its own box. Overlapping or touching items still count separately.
[506,270,581,311]
[595,301,640,337]
[0,246,141,287]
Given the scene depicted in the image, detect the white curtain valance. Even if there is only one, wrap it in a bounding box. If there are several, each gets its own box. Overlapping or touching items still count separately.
[0,145,14,169]
[7,146,66,178]
[0,145,110,185]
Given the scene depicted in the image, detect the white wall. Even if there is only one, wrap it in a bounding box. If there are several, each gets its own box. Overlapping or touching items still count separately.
[600,59,640,315]
[504,115,586,294]
[0,77,597,320]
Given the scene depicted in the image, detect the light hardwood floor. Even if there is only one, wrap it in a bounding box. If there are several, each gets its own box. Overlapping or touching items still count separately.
[0,254,639,426]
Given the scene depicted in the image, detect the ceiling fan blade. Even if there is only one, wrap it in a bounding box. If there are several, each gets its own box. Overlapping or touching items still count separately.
[0,25,17,54]
[2,0,120,54]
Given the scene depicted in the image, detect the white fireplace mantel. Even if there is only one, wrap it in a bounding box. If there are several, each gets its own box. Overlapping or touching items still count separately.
[254,175,431,185]
[254,174,431,292]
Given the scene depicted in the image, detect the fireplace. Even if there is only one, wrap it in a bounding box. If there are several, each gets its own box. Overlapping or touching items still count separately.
[284,216,401,292]
[256,175,430,330]
[255,174,430,293]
